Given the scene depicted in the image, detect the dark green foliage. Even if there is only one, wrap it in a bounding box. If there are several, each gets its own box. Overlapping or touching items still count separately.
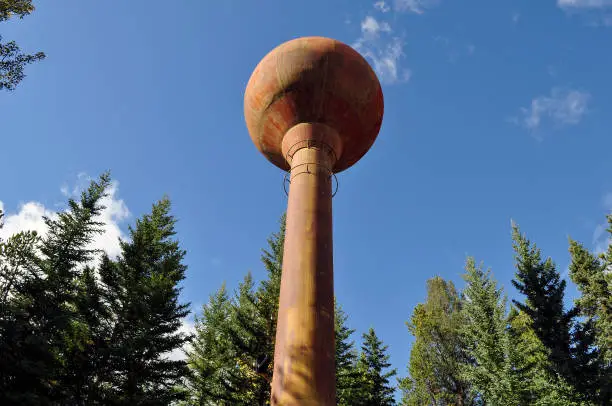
[0,0,35,20]
[510,225,577,382]
[335,301,360,406]
[96,197,191,405]
[355,327,397,406]
[183,215,286,405]
[460,257,581,405]
[507,308,584,406]
[569,238,612,404]
[183,285,242,405]
[0,0,45,90]
[0,176,191,405]
[0,173,110,405]
[183,213,373,405]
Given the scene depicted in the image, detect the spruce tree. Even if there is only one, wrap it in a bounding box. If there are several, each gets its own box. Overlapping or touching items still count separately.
[512,224,605,403]
[183,214,286,405]
[568,238,611,404]
[401,277,474,406]
[356,327,397,406]
[507,308,585,406]
[183,285,244,405]
[460,257,520,405]
[511,225,576,383]
[96,197,191,405]
[335,301,359,406]
[0,174,110,405]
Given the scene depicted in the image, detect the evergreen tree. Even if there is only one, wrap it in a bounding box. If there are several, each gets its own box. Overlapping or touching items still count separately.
[507,308,586,406]
[0,0,45,90]
[335,301,359,406]
[96,197,191,405]
[460,257,520,405]
[356,327,397,406]
[601,215,612,362]
[511,225,577,384]
[183,214,366,404]
[400,277,474,406]
[183,285,244,405]
[0,174,110,405]
[512,224,607,403]
[183,215,286,405]
[568,238,612,404]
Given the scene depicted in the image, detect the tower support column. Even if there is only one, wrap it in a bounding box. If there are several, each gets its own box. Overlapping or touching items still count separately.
[271,123,342,406]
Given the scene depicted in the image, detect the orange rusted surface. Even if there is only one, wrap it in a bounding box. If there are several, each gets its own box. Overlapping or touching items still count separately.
[244,36,384,406]
[244,36,384,173]
[271,124,337,405]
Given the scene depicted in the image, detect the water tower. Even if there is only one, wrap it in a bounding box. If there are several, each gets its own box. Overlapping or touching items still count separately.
[244,36,384,405]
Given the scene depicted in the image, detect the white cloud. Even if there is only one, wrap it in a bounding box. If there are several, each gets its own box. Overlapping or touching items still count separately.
[0,202,57,240]
[165,319,196,361]
[512,12,521,23]
[353,16,411,84]
[558,0,612,9]
[394,0,439,14]
[0,175,130,262]
[516,88,590,131]
[558,0,612,27]
[361,16,392,36]
[374,0,391,12]
[593,193,612,255]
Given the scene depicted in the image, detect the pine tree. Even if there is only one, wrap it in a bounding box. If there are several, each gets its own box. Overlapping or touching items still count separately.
[183,215,286,405]
[0,0,45,90]
[601,215,612,361]
[511,225,577,384]
[335,301,359,406]
[0,174,110,405]
[355,327,397,406]
[460,257,521,405]
[568,238,612,404]
[401,277,474,406]
[183,285,244,405]
[227,273,273,404]
[508,308,587,406]
[96,197,191,405]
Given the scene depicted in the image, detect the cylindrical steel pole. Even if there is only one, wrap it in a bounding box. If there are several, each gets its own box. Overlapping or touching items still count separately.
[271,123,343,405]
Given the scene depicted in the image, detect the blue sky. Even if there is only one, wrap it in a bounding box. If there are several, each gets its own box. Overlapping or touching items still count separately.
[2,0,612,386]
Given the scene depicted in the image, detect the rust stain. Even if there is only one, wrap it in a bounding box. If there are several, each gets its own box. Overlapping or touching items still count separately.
[244,37,384,406]
[244,36,384,174]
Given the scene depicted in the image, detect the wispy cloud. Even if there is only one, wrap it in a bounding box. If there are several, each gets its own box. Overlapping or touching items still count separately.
[558,0,612,9]
[353,16,411,84]
[394,0,440,14]
[513,88,590,132]
[361,15,392,36]
[374,0,391,12]
[558,0,612,26]
[592,193,612,255]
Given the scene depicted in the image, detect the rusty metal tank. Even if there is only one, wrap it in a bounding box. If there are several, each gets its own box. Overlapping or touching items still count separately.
[244,36,384,406]
[244,36,384,172]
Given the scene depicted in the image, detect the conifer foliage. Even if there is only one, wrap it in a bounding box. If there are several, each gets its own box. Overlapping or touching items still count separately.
[183,215,396,405]
[0,174,191,405]
[402,221,611,406]
[356,327,398,406]
[0,0,45,90]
